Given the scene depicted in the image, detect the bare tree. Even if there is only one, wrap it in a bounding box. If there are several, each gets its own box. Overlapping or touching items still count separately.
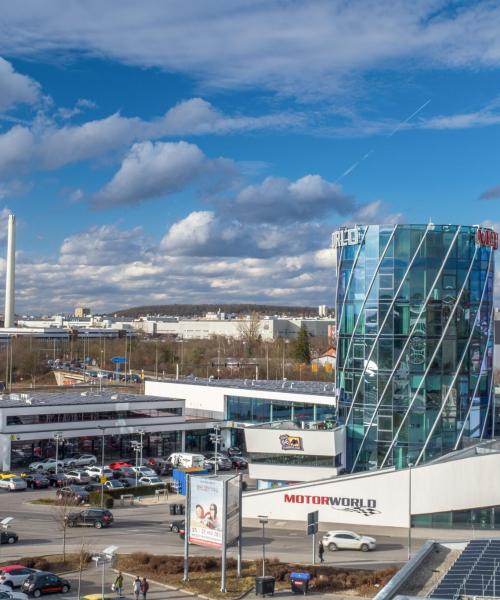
[52,496,76,563]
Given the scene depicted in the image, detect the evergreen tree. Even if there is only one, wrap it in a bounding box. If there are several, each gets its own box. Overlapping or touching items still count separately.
[293,323,311,364]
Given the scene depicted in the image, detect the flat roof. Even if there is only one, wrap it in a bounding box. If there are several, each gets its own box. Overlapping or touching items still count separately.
[0,389,179,409]
[155,377,336,398]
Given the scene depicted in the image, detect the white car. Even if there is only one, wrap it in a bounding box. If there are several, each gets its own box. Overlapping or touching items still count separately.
[0,478,27,491]
[0,566,39,588]
[132,466,156,477]
[65,470,91,484]
[322,530,377,552]
[28,458,63,472]
[0,589,28,600]
[138,476,164,487]
[63,454,96,468]
[85,466,113,480]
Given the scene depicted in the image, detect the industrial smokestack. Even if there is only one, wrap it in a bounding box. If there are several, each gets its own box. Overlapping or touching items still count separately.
[4,214,15,328]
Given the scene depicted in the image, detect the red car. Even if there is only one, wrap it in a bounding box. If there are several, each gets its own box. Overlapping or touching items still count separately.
[108,461,132,470]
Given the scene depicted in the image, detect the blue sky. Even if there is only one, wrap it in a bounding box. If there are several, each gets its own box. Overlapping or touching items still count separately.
[0,0,499,313]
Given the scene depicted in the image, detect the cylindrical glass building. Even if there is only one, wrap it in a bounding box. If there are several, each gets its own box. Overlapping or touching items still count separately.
[335,224,496,472]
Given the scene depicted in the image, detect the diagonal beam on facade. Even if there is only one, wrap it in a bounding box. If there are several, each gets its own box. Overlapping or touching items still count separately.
[414,246,492,465]
[377,226,464,469]
[346,223,432,439]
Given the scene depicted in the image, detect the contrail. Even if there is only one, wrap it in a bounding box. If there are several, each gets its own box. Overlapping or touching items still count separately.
[333,100,431,185]
[389,99,431,137]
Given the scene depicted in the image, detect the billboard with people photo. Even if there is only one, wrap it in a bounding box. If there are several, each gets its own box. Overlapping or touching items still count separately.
[189,477,224,548]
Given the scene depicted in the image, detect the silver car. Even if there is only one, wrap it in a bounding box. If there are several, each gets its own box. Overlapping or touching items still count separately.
[322,530,377,552]
[0,477,27,491]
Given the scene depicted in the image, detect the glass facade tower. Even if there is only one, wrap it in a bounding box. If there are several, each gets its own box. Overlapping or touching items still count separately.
[335,224,496,472]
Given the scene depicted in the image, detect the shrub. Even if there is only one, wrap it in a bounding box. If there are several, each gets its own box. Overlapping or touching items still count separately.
[88,491,114,508]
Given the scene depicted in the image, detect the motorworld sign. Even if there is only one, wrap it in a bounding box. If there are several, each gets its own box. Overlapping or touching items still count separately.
[284,493,380,516]
[476,228,498,250]
[331,227,360,249]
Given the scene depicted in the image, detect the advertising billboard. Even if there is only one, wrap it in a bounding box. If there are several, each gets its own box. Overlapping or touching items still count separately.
[226,476,240,546]
[189,477,224,548]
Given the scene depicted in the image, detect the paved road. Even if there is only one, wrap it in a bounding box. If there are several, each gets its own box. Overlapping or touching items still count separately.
[0,487,417,570]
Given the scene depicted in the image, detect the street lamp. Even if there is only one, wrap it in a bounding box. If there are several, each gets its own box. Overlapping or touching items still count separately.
[136,428,146,468]
[209,425,221,475]
[131,441,142,487]
[258,515,268,576]
[408,462,413,560]
[282,339,289,380]
[97,426,106,508]
[54,432,64,475]
[92,544,118,600]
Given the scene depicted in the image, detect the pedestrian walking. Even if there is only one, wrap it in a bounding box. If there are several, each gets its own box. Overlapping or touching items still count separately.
[141,577,149,600]
[133,576,141,600]
[113,572,124,598]
[318,540,325,563]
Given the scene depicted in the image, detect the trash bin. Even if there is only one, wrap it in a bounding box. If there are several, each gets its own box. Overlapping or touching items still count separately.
[255,576,275,596]
[290,572,311,595]
[169,504,176,515]
[179,504,185,515]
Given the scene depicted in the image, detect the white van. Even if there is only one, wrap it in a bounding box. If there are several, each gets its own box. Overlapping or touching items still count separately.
[167,452,205,469]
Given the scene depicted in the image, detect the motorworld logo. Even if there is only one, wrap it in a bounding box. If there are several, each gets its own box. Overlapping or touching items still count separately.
[284,493,380,517]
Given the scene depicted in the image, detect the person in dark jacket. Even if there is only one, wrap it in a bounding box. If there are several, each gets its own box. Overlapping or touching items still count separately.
[318,540,325,563]
[140,577,150,600]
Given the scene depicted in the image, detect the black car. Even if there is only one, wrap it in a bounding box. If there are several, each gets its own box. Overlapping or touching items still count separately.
[168,519,184,533]
[21,572,71,597]
[119,477,138,488]
[227,446,243,457]
[65,508,113,529]
[230,456,248,469]
[47,473,68,488]
[56,486,89,504]
[0,530,18,544]
[23,474,50,489]
[84,482,103,493]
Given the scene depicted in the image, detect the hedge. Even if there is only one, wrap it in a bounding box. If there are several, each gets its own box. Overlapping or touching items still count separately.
[89,491,114,508]
[98,483,172,500]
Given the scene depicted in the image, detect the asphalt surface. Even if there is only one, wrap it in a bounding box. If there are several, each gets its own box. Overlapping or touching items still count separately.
[0,486,418,570]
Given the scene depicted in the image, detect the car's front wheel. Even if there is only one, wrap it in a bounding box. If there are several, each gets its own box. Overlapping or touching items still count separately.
[94,521,103,529]
[33,589,41,598]
[172,525,179,533]
[62,585,69,593]
[7,537,16,544]
[360,544,369,552]
[328,543,337,551]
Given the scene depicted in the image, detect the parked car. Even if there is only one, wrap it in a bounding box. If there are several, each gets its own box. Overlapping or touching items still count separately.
[21,474,50,489]
[108,461,132,470]
[0,531,19,545]
[103,480,124,490]
[118,477,138,488]
[85,467,113,481]
[21,572,71,597]
[322,530,377,552]
[0,478,27,491]
[0,565,38,587]
[83,483,103,493]
[64,470,90,485]
[63,454,96,468]
[56,486,89,504]
[0,589,28,600]
[138,476,164,487]
[167,519,185,533]
[65,508,113,529]
[131,466,156,478]
[28,459,64,472]
[204,455,232,471]
[230,456,248,469]
[47,473,67,488]
[227,447,243,457]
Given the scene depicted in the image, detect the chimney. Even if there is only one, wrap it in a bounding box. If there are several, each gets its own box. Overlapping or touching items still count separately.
[4,214,15,328]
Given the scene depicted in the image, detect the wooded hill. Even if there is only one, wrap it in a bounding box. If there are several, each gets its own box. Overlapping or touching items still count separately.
[114,303,326,318]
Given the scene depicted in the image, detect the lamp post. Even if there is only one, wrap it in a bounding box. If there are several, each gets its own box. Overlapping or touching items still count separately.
[258,515,268,576]
[93,545,118,600]
[282,339,289,380]
[137,428,145,468]
[98,426,105,508]
[209,425,221,475]
[408,462,413,560]
[131,441,142,487]
[54,432,64,475]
